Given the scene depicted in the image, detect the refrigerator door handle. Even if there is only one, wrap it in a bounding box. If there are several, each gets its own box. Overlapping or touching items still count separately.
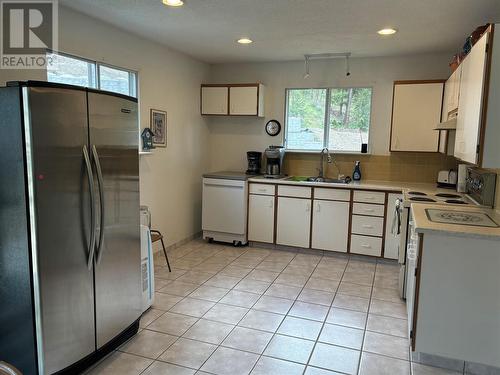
[83,145,96,270]
[92,145,106,265]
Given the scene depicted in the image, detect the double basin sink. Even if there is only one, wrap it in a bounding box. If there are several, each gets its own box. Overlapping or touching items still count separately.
[285,176,351,184]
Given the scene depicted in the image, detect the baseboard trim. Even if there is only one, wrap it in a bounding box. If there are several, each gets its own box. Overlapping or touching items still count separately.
[153,231,202,254]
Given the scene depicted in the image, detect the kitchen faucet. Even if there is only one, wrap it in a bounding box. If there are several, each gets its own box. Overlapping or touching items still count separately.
[317,148,332,180]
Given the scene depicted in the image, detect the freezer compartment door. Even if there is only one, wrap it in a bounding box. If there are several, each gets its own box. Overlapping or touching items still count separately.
[88,92,141,349]
[28,86,96,374]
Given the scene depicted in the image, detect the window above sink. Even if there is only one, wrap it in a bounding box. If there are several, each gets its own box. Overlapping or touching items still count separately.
[284,87,372,153]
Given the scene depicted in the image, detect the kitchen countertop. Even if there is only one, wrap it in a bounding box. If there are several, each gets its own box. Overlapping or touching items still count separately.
[203,171,251,181]
[412,203,500,240]
[248,175,500,238]
[247,175,439,192]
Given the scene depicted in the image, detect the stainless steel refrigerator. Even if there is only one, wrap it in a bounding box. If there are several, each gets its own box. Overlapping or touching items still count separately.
[0,81,142,374]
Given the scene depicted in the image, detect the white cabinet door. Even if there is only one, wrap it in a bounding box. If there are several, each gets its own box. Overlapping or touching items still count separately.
[248,194,275,243]
[384,193,402,259]
[229,86,259,115]
[390,81,444,152]
[311,200,349,252]
[449,65,462,113]
[454,32,489,165]
[201,86,228,115]
[276,197,311,248]
[442,75,454,119]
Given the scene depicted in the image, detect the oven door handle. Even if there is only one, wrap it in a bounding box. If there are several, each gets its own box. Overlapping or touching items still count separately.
[391,199,402,235]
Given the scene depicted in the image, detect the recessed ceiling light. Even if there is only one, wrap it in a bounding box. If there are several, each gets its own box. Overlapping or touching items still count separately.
[162,0,184,7]
[377,28,397,35]
[237,38,253,44]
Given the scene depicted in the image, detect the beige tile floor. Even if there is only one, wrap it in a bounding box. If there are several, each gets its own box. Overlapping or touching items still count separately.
[86,239,464,375]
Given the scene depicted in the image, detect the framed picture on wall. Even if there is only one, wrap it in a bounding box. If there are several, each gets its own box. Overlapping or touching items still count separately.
[150,109,167,147]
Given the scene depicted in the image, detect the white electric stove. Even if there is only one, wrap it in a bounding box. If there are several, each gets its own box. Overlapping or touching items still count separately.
[396,168,497,299]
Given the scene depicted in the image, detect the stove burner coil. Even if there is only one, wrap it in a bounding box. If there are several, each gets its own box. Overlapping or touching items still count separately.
[408,191,427,196]
[435,193,461,198]
[409,197,436,202]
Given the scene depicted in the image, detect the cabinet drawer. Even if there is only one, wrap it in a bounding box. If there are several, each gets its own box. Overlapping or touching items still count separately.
[353,190,385,204]
[314,187,350,201]
[352,203,385,217]
[278,185,311,198]
[249,183,275,196]
[350,235,382,257]
[351,215,384,237]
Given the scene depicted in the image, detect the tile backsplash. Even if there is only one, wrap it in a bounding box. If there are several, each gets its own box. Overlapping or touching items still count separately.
[283,152,458,183]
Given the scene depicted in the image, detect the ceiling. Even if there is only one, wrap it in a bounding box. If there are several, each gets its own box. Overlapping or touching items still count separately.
[61,0,500,64]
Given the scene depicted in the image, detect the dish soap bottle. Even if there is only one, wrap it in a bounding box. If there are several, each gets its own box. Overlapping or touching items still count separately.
[352,161,362,181]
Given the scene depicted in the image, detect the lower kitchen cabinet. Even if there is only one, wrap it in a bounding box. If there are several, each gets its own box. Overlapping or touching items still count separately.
[276,197,311,248]
[311,200,349,252]
[350,234,382,257]
[248,194,275,243]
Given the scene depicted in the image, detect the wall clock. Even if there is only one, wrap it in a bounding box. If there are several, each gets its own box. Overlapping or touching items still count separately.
[265,119,281,136]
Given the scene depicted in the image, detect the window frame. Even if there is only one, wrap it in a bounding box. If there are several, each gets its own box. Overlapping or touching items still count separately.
[47,50,138,98]
[284,86,373,154]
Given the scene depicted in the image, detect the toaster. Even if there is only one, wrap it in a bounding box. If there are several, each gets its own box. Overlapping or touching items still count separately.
[437,170,458,187]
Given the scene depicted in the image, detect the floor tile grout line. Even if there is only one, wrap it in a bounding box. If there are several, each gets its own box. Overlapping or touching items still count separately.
[192,243,300,374]
[224,246,306,374]
[142,242,256,370]
[301,252,349,375]
[145,242,411,375]
[355,260,377,375]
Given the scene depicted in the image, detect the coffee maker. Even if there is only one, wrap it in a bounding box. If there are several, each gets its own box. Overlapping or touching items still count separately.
[246,151,262,175]
[264,145,285,178]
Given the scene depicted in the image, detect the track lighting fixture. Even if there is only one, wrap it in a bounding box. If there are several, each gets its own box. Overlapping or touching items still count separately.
[303,56,310,79]
[302,52,352,79]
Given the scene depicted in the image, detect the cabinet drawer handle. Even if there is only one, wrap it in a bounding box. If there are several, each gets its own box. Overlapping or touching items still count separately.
[362,224,374,229]
[361,244,371,248]
[258,188,267,192]
[364,208,374,212]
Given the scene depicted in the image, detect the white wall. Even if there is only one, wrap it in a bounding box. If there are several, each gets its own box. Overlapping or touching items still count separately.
[208,54,451,171]
[0,6,211,247]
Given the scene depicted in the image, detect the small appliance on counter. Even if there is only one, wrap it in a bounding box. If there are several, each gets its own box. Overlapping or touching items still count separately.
[437,169,458,188]
[246,151,262,175]
[264,145,285,178]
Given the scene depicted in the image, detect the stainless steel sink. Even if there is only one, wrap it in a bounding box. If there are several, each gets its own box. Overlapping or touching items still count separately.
[286,176,350,184]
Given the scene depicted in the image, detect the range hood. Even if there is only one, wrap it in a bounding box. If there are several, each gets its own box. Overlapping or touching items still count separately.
[435,111,457,130]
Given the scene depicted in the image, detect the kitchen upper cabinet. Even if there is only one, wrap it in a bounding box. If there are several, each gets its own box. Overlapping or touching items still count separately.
[229,85,265,116]
[201,83,265,117]
[248,194,275,243]
[454,32,489,165]
[201,86,228,115]
[444,65,462,116]
[438,66,461,156]
[276,197,311,248]
[311,200,349,252]
[390,81,444,152]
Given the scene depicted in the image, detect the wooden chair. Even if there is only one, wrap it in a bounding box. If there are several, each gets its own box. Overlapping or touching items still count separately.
[150,230,171,272]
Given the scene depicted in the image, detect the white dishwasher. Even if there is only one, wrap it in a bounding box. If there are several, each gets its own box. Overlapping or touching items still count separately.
[202,172,249,245]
